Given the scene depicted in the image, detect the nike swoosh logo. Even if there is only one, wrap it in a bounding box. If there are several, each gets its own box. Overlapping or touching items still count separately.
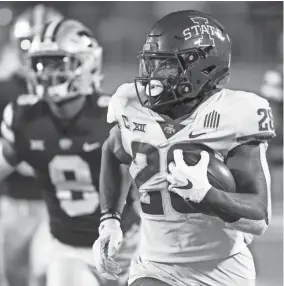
[188,131,207,139]
[83,142,101,152]
[169,177,193,190]
[178,179,193,190]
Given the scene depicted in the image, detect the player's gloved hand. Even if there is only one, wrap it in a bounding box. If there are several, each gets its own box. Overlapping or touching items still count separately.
[167,149,212,203]
[92,215,123,280]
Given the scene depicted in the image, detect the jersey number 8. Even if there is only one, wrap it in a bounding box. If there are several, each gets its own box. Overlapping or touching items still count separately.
[48,155,99,217]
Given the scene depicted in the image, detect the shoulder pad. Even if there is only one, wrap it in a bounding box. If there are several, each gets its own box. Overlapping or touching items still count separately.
[225,90,276,144]
[107,82,145,125]
[16,94,39,106]
[107,94,119,124]
[107,83,132,124]
[107,83,143,124]
[114,83,138,99]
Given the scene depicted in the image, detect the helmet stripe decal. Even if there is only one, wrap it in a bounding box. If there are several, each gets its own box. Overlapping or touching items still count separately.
[42,19,62,43]
[40,23,49,42]
[34,4,45,32]
[51,18,67,42]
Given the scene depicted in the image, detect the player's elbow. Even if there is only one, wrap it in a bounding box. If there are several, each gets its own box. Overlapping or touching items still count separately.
[258,201,271,222]
[226,217,269,236]
[247,194,270,224]
[250,219,269,236]
[244,200,271,236]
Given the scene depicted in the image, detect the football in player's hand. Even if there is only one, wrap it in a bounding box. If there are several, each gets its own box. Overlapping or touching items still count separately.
[168,143,236,217]
[182,146,236,194]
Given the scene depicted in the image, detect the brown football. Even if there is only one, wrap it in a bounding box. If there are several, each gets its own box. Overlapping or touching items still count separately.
[167,143,236,216]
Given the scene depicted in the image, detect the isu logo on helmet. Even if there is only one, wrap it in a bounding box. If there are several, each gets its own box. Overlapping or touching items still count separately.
[183,17,225,46]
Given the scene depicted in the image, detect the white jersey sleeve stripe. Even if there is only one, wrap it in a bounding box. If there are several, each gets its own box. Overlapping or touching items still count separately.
[107,96,117,124]
[259,142,272,224]
[1,122,15,143]
[3,103,13,127]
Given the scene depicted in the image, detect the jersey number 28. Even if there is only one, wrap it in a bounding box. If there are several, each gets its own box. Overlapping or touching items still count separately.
[131,141,201,216]
[258,108,274,132]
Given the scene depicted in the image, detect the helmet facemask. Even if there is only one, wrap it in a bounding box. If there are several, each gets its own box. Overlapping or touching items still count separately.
[135,42,229,114]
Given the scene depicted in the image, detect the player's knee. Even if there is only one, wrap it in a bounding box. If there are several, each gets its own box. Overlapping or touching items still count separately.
[130,277,172,286]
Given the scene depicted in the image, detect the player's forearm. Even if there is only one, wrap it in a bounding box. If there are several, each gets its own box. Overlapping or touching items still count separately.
[99,139,128,215]
[203,187,268,221]
[203,188,269,235]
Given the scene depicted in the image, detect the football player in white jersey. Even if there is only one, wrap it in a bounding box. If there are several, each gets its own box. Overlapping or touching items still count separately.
[93,10,275,286]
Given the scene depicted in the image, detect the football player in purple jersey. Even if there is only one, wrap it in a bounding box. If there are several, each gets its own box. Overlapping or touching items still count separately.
[0,18,140,286]
[0,5,63,286]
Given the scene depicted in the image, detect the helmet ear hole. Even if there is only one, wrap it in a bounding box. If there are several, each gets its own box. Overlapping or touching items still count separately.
[176,83,192,98]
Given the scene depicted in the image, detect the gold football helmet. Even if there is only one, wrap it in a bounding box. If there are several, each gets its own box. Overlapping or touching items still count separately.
[28,18,103,103]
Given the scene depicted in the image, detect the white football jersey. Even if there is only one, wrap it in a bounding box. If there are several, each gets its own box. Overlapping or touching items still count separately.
[108,83,275,263]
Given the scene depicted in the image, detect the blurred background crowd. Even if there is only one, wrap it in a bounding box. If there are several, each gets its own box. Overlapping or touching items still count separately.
[0,2,282,286]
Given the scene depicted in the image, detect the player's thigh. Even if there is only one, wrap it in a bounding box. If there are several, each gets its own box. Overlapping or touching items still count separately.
[1,197,46,243]
[47,256,101,286]
[47,239,103,286]
[115,224,140,270]
[29,220,53,278]
[130,278,172,286]
[112,224,140,284]
[128,256,179,286]
[1,197,46,286]
[129,247,255,286]
[1,198,40,267]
